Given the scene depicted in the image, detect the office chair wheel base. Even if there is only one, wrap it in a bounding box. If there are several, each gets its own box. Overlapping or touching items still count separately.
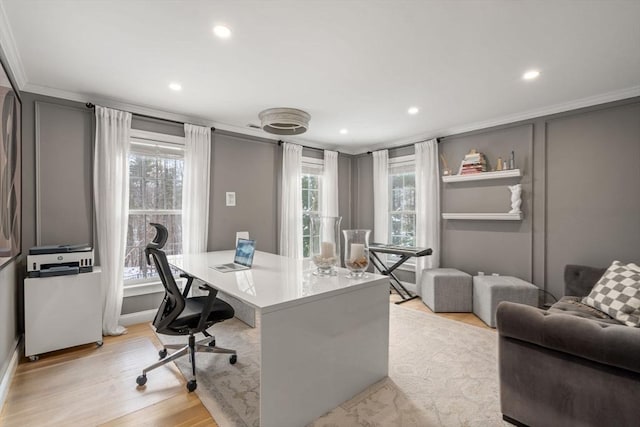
[229,355,237,365]
[96,341,103,347]
[29,355,39,362]
[187,380,197,392]
[136,375,147,386]
[208,339,216,347]
[159,349,168,359]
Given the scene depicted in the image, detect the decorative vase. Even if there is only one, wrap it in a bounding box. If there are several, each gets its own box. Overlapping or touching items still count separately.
[310,216,342,276]
[343,229,370,278]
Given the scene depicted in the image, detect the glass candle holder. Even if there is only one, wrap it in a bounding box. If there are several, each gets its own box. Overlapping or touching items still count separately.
[343,229,370,278]
[310,216,342,276]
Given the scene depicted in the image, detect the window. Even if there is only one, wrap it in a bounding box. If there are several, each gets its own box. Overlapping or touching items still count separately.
[389,155,416,263]
[301,157,323,258]
[124,132,185,283]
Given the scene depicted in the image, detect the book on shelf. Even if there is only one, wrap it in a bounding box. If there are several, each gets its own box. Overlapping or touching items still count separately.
[464,154,484,162]
[458,150,488,174]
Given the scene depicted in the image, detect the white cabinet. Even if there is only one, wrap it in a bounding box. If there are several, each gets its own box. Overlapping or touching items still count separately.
[24,268,103,359]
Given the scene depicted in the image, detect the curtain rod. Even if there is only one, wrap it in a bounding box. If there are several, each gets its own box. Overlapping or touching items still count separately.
[277,139,339,154]
[86,102,345,153]
[85,103,216,131]
[366,137,441,155]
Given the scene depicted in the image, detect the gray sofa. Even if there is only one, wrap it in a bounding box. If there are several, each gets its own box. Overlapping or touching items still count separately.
[496,265,640,427]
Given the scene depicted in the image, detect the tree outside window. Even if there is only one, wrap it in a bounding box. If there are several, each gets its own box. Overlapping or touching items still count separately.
[124,148,184,282]
[389,171,416,261]
[302,173,321,258]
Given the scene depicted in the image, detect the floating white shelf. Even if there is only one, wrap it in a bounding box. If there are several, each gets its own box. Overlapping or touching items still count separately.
[442,212,523,221]
[442,169,521,183]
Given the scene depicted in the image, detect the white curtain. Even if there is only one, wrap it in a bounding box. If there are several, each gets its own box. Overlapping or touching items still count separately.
[322,150,339,217]
[182,124,211,254]
[94,106,131,336]
[280,143,303,258]
[373,150,389,244]
[415,139,441,292]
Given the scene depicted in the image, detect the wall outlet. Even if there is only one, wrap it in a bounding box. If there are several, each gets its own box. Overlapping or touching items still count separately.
[226,192,236,207]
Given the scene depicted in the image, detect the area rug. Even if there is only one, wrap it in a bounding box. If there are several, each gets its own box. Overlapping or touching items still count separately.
[159,305,508,427]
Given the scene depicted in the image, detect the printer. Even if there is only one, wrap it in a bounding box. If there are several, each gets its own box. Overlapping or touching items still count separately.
[27,244,94,278]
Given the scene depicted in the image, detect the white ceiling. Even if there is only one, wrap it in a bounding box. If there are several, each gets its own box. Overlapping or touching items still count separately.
[1,0,639,154]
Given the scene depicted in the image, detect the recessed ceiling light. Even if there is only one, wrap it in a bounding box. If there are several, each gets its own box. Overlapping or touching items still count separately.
[339,129,348,135]
[213,25,232,39]
[523,70,541,80]
[408,106,419,115]
[168,82,182,91]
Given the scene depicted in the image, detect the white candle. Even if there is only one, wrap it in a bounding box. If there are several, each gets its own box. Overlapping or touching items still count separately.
[320,241,335,259]
[350,243,365,261]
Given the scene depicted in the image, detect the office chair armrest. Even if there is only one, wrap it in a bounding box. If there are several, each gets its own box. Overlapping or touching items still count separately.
[180,274,194,298]
[196,285,219,332]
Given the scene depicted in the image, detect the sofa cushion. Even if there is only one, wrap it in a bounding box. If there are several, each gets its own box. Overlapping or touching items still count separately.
[564,264,607,297]
[497,301,640,374]
[549,296,621,325]
[582,261,640,327]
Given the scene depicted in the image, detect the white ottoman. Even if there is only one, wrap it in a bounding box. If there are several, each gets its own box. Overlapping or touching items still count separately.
[421,268,472,312]
[473,275,538,327]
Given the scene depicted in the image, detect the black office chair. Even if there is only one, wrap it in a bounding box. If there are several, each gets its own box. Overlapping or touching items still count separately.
[136,223,237,392]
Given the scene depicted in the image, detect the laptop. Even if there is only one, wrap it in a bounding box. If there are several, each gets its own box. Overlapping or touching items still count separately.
[212,238,256,272]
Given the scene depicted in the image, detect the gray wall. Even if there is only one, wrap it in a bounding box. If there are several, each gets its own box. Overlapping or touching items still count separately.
[352,97,640,301]
[208,132,278,253]
[22,93,92,255]
[20,94,355,315]
[544,102,640,298]
[439,124,533,280]
[0,261,17,383]
[34,101,94,246]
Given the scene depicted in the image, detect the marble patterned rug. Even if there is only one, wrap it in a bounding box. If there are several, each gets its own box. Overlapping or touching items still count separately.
[159,304,508,427]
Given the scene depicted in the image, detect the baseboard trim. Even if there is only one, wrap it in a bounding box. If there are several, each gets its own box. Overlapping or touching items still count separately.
[0,337,21,414]
[120,309,157,326]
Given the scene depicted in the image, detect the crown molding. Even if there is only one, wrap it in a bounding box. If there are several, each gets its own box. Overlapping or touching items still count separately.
[357,85,640,155]
[23,82,224,128]
[23,82,338,152]
[21,81,640,156]
[0,1,27,88]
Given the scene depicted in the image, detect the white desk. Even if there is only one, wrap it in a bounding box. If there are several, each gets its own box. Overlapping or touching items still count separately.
[170,251,389,427]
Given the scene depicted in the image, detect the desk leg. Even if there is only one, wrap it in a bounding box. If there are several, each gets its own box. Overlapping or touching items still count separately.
[259,280,389,427]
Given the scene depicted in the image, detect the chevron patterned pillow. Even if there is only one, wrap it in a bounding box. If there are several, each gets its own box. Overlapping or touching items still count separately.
[582,261,640,327]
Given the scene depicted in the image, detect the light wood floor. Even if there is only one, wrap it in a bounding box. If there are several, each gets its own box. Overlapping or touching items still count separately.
[0,296,489,426]
[390,293,493,330]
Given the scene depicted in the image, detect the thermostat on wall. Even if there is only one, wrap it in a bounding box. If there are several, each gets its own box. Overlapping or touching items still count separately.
[226,192,236,207]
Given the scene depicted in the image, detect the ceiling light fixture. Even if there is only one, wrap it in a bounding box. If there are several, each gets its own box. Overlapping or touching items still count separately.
[523,70,541,80]
[258,108,311,135]
[340,129,348,135]
[408,106,419,115]
[168,82,182,91]
[213,25,232,39]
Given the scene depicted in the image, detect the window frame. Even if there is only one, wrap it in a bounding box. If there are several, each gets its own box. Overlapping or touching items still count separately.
[388,154,416,270]
[124,130,186,290]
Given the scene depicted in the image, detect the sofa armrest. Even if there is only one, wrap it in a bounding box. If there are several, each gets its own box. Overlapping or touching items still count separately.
[564,264,606,297]
[497,301,640,374]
